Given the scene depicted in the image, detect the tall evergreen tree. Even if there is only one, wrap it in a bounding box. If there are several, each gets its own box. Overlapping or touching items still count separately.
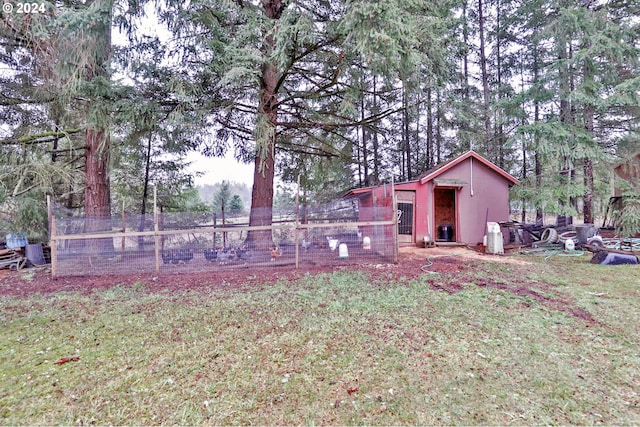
[153,0,451,247]
[510,0,639,221]
[76,0,115,234]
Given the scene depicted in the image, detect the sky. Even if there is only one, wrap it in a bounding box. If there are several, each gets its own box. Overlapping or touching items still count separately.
[186,152,255,187]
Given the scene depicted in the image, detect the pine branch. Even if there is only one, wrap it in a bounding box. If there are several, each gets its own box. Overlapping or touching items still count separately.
[215,117,253,137]
[278,142,338,158]
[278,130,350,159]
[0,129,83,145]
[276,35,342,98]
[0,93,57,106]
[277,105,400,130]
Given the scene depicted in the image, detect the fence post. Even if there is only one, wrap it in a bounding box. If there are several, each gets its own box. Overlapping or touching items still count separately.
[48,196,58,278]
[391,176,399,263]
[121,200,126,256]
[295,175,300,269]
[213,213,217,249]
[222,205,227,248]
[51,218,58,277]
[154,185,160,273]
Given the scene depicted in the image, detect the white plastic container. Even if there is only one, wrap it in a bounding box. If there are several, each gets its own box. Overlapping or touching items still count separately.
[363,236,371,250]
[338,243,349,258]
[485,222,504,255]
[565,239,575,251]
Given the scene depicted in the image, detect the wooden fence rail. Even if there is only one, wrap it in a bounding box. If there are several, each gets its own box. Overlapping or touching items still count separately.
[48,187,399,277]
[50,218,397,277]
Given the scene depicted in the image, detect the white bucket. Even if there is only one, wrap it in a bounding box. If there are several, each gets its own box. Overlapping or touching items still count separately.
[487,222,500,233]
[338,243,349,258]
[565,239,575,251]
[363,236,371,250]
[486,231,504,255]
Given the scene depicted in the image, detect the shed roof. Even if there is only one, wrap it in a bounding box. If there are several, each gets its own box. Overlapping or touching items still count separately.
[417,150,520,186]
[343,150,519,198]
[343,186,383,199]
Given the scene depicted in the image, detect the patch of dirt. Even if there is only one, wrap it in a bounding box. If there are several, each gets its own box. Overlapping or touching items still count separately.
[400,245,534,266]
[473,278,597,323]
[0,265,325,298]
[0,245,596,324]
[0,246,476,297]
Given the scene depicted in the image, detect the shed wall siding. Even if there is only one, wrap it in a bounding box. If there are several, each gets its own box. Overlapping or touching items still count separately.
[434,159,510,244]
[349,152,516,246]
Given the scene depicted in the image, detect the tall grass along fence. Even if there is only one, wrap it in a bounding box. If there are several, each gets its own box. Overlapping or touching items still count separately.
[49,200,398,278]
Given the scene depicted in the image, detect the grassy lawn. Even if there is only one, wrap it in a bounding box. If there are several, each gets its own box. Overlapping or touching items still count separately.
[1,253,639,425]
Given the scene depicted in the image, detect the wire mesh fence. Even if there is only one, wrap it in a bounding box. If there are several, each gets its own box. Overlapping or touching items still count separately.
[50,202,398,277]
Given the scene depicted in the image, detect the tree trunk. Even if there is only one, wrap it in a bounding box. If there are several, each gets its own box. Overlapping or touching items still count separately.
[360,78,369,185]
[246,0,284,249]
[83,0,113,254]
[138,132,153,249]
[84,128,113,253]
[478,0,492,158]
[414,82,421,172]
[521,125,527,223]
[84,129,111,220]
[583,157,594,223]
[533,46,543,223]
[535,151,542,223]
[583,105,595,224]
[426,86,433,168]
[462,0,469,101]
[247,145,276,249]
[583,37,595,224]
[461,0,472,152]
[495,0,504,168]
[402,80,411,180]
[371,76,380,184]
[435,89,442,164]
[355,135,363,187]
[558,31,573,217]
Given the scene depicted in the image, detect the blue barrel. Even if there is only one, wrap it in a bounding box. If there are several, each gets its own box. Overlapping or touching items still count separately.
[6,233,28,249]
